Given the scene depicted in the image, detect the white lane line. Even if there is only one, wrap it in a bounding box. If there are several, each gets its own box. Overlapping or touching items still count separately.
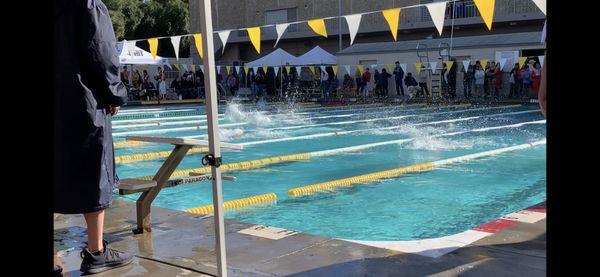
[239,110,542,146]
[112,122,247,137]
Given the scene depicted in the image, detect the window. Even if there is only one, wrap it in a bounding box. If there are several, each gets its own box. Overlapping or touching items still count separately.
[265,8,298,32]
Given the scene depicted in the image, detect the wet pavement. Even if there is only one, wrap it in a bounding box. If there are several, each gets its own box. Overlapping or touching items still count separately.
[54,199,545,276]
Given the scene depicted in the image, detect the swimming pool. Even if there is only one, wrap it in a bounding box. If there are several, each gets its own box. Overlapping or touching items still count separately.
[114,102,546,241]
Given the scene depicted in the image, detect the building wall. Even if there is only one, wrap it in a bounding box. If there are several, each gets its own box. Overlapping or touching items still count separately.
[189,0,545,64]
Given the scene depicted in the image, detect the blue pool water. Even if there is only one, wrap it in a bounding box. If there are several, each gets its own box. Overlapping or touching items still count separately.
[114,102,546,241]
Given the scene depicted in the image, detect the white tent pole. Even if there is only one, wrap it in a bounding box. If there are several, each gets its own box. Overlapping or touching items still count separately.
[197,0,227,276]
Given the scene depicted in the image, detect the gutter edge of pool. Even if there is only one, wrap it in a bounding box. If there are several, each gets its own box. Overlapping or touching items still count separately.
[340,200,547,258]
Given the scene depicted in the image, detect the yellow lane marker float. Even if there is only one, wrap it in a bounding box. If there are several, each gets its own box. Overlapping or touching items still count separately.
[184,193,277,215]
[115,147,209,164]
[114,140,146,149]
[287,140,546,196]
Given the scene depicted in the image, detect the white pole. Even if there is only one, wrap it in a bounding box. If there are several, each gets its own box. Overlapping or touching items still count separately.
[198,0,227,276]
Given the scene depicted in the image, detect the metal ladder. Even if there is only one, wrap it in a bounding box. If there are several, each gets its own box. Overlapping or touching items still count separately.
[416,43,431,98]
[435,42,451,97]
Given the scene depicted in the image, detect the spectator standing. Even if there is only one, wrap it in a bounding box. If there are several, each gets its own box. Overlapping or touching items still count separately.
[343,73,354,90]
[521,66,532,98]
[54,0,133,274]
[132,69,141,89]
[393,61,405,96]
[362,67,372,99]
[509,63,521,98]
[493,63,503,98]
[379,68,391,98]
[418,65,429,97]
[462,64,474,98]
[441,63,448,96]
[447,58,457,98]
[355,70,363,97]
[373,69,381,97]
[484,61,494,97]
[474,64,485,97]
[531,61,542,97]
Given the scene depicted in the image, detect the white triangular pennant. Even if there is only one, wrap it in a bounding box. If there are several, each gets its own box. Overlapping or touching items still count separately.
[462,60,471,70]
[320,66,326,73]
[170,36,181,60]
[371,64,378,69]
[274,66,280,76]
[426,2,447,36]
[165,63,172,70]
[344,14,363,45]
[182,64,189,71]
[541,20,546,43]
[274,23,291,48]
[199,65,204,72]
[429,62,438,72]
[252,67,259,74]
[344,65,352,75]
[532,0,546,15]
[400,63,407,73]
[216,65,222,73]
[217,30,231,54]
[538,56,545,67]
[235,66,241,74]
[295,66,302,74]
[499,58,508,70]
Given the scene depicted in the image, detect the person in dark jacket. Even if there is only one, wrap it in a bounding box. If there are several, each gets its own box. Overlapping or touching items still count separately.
[379,68,392,98]
[54,0,133,274]
[393,61,405,96]
[447,58,457,98]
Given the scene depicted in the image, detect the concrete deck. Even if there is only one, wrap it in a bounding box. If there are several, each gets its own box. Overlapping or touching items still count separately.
[54,199,545,276]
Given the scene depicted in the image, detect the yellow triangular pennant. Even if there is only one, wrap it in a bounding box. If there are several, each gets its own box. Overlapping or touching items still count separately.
[481,59,489,69]
[415,62,422,73]
[192,34,203,59]
[246,27,261,53]
[243,65,249,74]
[446,61,454,72]
[148,38,158,59]
[261,66,267,74]
[357,64,364,75]
[518,57,527,68]
[307,19,328,38]
[385,64,393,72]
[382,8,401,41]
[473,0,495,31]
[226,66,231,74]
[173,64,180,71]
[309,66,316,75]
[332,65,338,76]
[190,64,196,73]
[285,66,291,75]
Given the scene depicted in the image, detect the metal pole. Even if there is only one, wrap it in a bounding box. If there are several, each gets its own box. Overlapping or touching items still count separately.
[338,0,342,52]
[197,0,227,276]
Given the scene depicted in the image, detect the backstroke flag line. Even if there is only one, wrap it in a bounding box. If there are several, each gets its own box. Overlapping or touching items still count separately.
[532,0,546,15]
[192,33,203,59]
[462,60,471,70]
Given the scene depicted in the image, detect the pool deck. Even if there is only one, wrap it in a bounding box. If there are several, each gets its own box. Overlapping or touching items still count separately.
[54,199,545,276]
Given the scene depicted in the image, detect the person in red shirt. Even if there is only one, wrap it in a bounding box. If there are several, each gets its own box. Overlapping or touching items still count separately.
[531,61,542,97]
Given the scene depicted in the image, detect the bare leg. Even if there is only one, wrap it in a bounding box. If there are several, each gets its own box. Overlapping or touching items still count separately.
[83,210,104,252]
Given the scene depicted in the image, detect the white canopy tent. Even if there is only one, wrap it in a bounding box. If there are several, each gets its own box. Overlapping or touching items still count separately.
[116,41,169,65]
[290,46,337,65]
[246,48,296,67]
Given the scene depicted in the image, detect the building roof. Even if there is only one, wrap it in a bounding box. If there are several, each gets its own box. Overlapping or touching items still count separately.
[338,32,544,55]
